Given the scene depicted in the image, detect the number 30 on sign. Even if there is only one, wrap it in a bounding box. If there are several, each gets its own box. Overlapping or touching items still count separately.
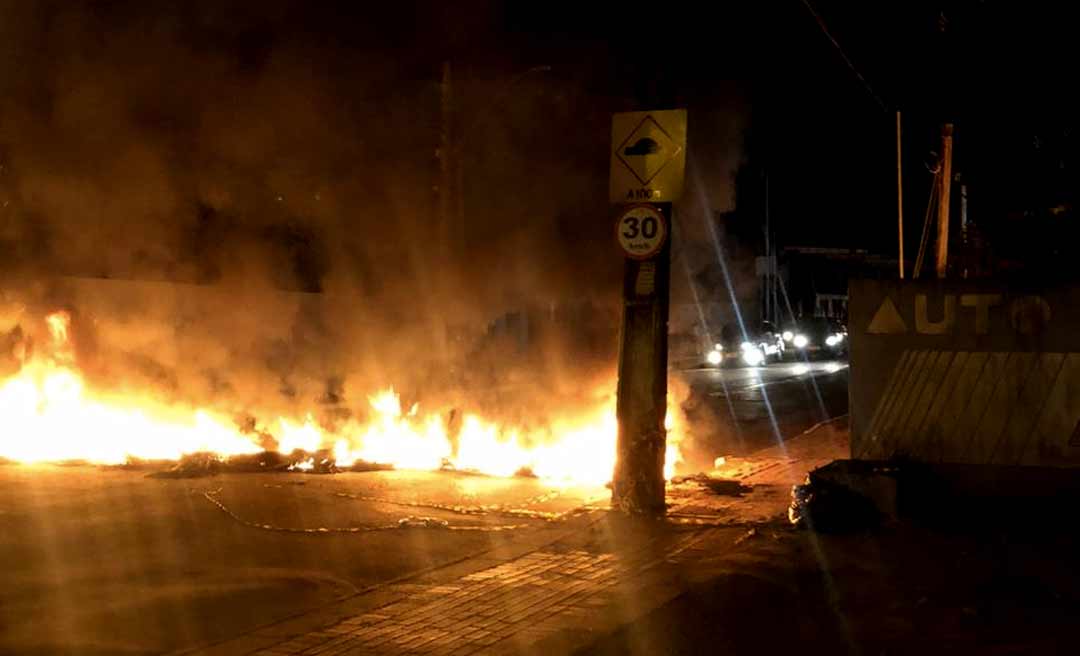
[615,205,668,259]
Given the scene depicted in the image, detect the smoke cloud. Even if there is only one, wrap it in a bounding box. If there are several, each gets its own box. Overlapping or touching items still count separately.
[0,2,747,455]
[0,2,623,432]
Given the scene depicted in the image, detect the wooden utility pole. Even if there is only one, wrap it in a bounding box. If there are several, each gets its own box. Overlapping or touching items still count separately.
[935,123,954,279]
[613,209,671,514]
[896,111,904,279]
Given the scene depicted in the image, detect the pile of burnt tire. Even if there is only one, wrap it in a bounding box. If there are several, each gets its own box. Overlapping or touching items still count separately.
[789,460,901,532]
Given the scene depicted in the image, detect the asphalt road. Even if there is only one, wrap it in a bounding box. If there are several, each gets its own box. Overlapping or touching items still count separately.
[674,359,849,470]
[0,466,607,654]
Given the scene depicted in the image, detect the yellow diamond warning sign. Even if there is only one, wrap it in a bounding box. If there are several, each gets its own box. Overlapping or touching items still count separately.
[610,109,687,204]
[617,118,678,184]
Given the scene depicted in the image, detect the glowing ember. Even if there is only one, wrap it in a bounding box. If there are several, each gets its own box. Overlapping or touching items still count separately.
[289,458,315,472]
[0,312,684,483]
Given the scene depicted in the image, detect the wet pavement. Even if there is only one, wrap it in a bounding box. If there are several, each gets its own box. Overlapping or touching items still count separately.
[192,419,851,656]
[680,358,848,388]
[0,466,603,654]
[674,359,849,470]
[0,419,844,655]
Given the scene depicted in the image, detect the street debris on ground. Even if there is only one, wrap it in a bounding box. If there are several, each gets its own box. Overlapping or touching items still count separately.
[136,449,407,478]
[788,459,898,532]
[671,473,752,494]
[733,527,758,545]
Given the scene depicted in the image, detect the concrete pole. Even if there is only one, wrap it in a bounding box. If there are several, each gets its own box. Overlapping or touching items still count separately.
[896,111,904,279]
[612,204,671,515]
[935,123,954,279]
[612,69,678,515]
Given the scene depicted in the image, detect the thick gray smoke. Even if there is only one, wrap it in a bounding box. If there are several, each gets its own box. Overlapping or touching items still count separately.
[0,2,747,447]
[0,2,622,430]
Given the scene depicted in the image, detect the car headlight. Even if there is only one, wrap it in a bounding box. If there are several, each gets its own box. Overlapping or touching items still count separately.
[782,331,794,342]
[826,335,840,347]
[793,334,809,349]
[706,349,723,365]
[742,347,765,367]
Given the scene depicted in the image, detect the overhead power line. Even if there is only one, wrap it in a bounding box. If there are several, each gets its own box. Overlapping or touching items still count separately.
[799,0,889,112]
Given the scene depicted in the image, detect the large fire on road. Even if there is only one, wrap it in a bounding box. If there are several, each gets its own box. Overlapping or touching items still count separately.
[0,312,682,484]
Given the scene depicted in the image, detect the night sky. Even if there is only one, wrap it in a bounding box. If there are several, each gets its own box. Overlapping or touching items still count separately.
[502,1,1079,262]
[5,2,1073,278]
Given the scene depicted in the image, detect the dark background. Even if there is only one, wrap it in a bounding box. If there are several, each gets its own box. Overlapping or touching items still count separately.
[5,1,1076,284]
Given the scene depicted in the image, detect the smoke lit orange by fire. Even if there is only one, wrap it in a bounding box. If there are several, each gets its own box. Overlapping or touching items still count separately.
[0,312,682,484]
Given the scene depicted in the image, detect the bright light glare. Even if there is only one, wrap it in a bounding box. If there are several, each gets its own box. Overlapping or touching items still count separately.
[826,362,843,374]
[740,341,753,351]
[782,331,794,342]
[793,334,809,349]
[826,335,840,347]
[0,312,691,485]
[706,349,723,365]
[742,348,765,367]
[792,364,809,376]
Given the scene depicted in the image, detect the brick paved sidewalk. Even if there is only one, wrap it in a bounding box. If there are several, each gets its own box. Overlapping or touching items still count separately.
[259,548,656,656]
[187,422,845,656]
[188,515,727,656]
[711,416,849,485]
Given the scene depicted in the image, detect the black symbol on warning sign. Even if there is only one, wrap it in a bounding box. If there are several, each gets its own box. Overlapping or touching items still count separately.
[616,115,680,186]
[624,138,661,157]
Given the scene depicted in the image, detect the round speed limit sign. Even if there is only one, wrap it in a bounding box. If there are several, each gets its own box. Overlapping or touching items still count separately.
[615,205,668,259]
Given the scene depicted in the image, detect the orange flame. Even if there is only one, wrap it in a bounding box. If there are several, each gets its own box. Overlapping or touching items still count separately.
[0,313,683,483]
[46,311,70,344]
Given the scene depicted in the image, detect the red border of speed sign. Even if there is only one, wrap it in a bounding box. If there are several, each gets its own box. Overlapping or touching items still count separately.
[615,204,668,260]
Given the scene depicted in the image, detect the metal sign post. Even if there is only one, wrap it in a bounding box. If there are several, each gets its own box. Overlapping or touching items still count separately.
[609,110,686,514]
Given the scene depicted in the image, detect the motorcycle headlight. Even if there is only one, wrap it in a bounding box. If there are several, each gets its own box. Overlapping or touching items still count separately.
[782,331,794,342]
[793,334,809,349]
[706,349,723,365]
